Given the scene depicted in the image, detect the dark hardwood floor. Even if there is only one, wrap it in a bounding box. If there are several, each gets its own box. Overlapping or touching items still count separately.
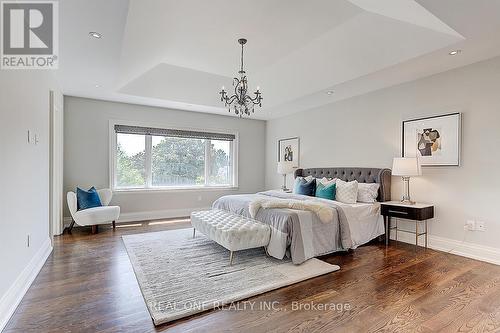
[5,219,500,333]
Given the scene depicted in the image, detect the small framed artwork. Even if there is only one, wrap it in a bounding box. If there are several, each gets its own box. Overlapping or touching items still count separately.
[402,112,461,166]
[278,137,300,168]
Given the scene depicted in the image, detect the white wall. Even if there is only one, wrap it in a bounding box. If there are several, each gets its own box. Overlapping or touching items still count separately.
[266,56,500,252]
[0,70,58,329]
[63,97,266,220]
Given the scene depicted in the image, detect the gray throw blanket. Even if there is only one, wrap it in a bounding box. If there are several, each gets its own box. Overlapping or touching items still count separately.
[212,190,352,264]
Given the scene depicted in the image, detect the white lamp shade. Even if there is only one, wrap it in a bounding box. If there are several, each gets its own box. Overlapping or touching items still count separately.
[277,161,294,175]
[392,157,422,176]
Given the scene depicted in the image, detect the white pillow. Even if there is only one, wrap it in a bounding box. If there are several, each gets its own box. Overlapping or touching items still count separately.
[316,177,336,187]
[335,179,358,204]
[357,183,380,203]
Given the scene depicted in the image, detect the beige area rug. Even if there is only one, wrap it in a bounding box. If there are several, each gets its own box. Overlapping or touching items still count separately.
[122,228,340,325]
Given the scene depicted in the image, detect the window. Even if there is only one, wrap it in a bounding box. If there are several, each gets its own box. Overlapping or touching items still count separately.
[151,136,205,187]
[116,133,146,187]
[112,124,237,190]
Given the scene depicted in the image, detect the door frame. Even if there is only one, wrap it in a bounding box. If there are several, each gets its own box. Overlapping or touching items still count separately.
[49,90,64,240]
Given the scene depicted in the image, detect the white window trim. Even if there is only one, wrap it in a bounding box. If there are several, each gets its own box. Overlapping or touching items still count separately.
[109,119,239,192]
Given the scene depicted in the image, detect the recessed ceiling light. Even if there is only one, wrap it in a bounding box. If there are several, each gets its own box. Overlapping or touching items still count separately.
[94,84,100,88]
[326,90,335,95]
[449,50,461,56]
[89,31,102,39]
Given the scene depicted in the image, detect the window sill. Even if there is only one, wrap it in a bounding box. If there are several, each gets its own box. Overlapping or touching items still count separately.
[112,186,239,194]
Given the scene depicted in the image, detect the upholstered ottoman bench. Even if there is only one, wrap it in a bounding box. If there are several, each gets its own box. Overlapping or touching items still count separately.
[190,209,271,265]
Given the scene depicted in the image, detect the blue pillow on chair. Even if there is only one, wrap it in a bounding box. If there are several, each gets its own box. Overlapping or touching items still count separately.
[77,187,102,211]
[293,178,316,196]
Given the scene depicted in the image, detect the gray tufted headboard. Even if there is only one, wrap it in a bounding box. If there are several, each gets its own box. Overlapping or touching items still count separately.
[294,167,392,202]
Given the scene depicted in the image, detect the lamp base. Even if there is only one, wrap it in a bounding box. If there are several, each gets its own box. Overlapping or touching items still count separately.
[399,199,416,205]
[281,174,289,192]
[400,176,415,205]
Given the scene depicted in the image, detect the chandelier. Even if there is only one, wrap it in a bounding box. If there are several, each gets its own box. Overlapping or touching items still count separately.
[219,38,262,117]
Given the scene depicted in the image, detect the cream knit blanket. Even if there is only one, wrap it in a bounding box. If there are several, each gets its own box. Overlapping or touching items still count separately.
[249,198,334,223]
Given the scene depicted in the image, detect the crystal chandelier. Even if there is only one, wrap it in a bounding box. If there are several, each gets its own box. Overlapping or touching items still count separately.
[219,38,262,117]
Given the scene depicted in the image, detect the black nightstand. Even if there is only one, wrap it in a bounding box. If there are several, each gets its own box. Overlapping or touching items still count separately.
[380,201,434,249]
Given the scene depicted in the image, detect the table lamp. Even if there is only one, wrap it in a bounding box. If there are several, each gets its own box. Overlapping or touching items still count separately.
[277,161,294,192]
[392,157,422,205]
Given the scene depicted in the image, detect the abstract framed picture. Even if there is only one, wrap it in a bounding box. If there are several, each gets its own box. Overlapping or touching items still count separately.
[277,137,300,168]
[402,113,461,166]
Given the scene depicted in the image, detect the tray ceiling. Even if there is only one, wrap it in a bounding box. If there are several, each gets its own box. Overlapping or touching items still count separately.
[58,0,500,119]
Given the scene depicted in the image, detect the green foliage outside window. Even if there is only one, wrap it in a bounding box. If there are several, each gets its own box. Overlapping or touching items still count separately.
[116,143,145,187]
[116,135,231,188]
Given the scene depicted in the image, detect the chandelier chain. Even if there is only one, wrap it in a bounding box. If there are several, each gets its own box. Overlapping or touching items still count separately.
[240,42,244,73]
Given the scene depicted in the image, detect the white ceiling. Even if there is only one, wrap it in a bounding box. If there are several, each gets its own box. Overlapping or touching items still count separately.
[58,0,500,120]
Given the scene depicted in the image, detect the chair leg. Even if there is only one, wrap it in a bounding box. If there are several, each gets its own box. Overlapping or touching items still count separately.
[91,225,98,234]
[192,228,196,239]
[229,251,234,266]
[112,221,116,229]
[67,219,75,234]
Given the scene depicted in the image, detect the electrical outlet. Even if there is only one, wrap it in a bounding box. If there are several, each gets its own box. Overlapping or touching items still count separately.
[476,221,486,232]
[465,220,475,231]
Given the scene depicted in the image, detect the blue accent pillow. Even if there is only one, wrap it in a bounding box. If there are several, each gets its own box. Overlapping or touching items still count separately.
[77,187,102,211]
[315,182,336,200]
[294,178,316,196]
[293,177,302,192]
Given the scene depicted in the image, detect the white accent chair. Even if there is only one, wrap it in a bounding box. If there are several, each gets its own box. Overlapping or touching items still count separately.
[67,189,120,234]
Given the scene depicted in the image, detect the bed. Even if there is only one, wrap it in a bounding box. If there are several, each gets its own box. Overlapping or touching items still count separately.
[213,167,391,264]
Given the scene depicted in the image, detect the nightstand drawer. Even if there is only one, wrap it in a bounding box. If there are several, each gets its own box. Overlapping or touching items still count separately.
[381,204,434,220]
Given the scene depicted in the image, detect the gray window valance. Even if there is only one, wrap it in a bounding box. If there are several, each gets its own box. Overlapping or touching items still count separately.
[114,125,236,141]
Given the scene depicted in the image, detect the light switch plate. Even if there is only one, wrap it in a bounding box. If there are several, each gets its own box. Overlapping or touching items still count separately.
[465,220,475,231]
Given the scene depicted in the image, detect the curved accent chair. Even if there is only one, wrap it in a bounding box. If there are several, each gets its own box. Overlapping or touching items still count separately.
[67,189,120,234]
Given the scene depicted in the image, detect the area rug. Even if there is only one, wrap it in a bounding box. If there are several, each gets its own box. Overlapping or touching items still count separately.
[122,228,340,325]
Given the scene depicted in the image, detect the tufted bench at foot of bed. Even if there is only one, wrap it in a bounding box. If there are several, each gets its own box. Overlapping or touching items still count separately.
[190,209,271,265]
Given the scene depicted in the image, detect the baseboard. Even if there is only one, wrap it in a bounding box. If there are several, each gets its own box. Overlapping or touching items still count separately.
[63,207,210,227]
[116,207,210,223]
[0,237,53,332]
[392,231,500,265]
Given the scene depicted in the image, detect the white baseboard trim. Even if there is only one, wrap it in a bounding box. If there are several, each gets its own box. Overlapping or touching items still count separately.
[0,237,53,332]
[392,231,500,266]
[63,207,210,227]
[116,207,210,223]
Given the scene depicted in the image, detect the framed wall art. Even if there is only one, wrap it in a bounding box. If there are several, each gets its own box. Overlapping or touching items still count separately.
[402,112,461,166]
[277,137,300,168]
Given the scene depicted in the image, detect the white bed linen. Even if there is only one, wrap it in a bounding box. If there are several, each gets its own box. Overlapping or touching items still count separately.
[313,197,385,248]
[213,191,385,263]
[256,191,385,251]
